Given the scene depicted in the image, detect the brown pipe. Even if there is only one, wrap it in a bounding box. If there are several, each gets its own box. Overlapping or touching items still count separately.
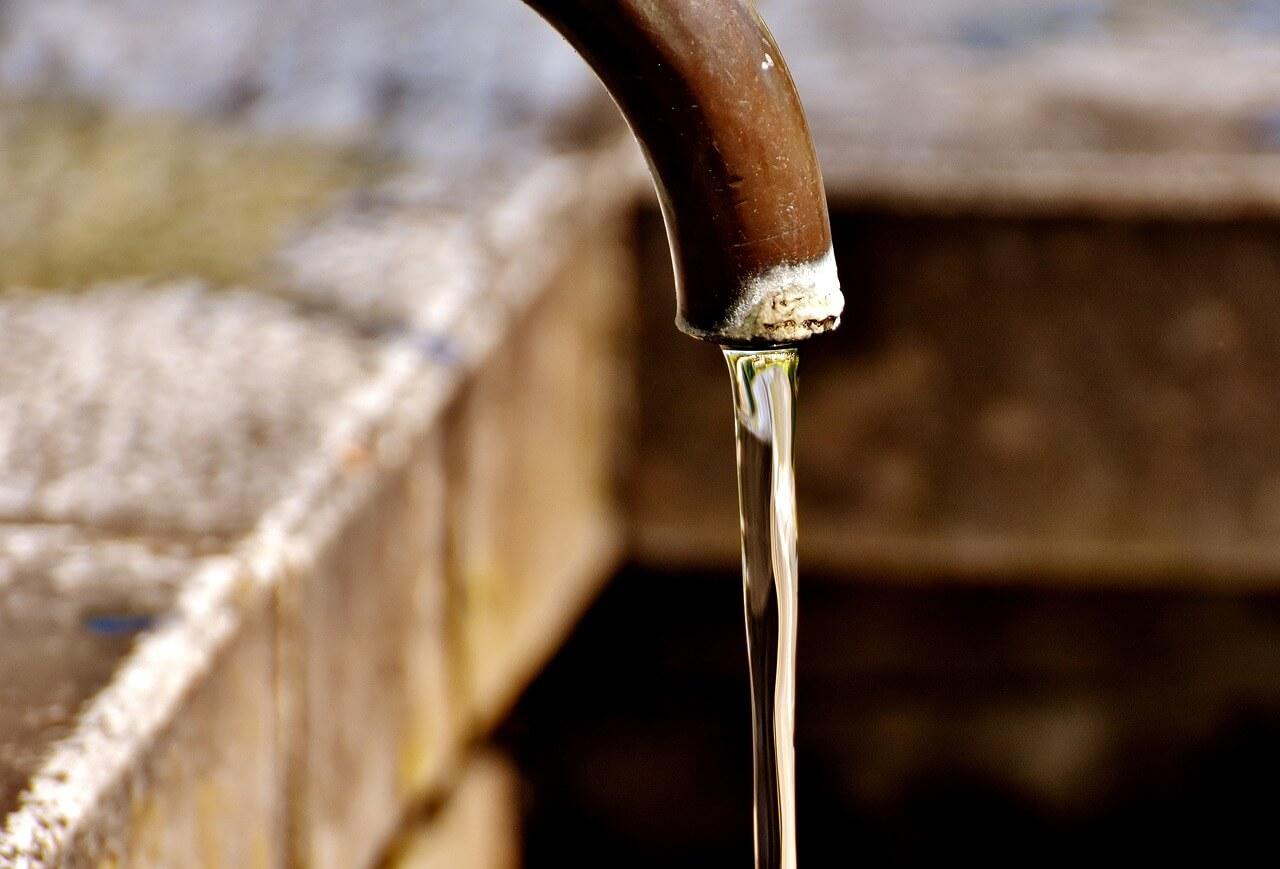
[522,0,842,346]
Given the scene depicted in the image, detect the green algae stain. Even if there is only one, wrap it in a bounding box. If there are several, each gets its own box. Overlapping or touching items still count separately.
[0,97,387,290]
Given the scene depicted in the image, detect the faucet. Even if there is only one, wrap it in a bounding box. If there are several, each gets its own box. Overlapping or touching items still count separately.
[522,0,843,347]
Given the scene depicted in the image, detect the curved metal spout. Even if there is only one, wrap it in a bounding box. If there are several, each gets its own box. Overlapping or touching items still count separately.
[523,0,842,346]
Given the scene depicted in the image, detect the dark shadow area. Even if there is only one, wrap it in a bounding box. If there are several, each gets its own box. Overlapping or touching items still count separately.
[500,566,1280,867]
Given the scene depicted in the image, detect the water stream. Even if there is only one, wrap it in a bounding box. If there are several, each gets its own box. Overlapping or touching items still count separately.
[724,347,800,869]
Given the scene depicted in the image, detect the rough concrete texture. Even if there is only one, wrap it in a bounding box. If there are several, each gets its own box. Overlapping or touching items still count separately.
[275,141,637,337]
[0,136,636,865]
[0,281,389,537]
[762,0,1280,212]
[63,593,281,869]
[281,433,454,869]
[1,557,281,868]
[268,208,630,867]
[0,528,195,820]
[446,217,632,730]
[383,755,519,869]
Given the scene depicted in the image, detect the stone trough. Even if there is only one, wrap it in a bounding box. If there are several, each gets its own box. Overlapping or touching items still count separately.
[0,85,639,869]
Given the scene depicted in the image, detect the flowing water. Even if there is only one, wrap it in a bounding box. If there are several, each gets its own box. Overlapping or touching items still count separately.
[724,347,800,869]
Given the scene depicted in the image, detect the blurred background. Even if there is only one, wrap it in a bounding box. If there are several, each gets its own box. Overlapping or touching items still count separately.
[5,0,1280,866]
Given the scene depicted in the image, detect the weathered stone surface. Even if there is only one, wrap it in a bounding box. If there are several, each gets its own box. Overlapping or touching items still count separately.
[0,130,638,864]
[274,142,636,341]
[0,281,389,538]
[268,192,632,867]
[383,754,519,869]
[445,215,631,729]
[0,2,643,862]
[0,554,279,869]
[280,432,455,869]
[0,528,193,821]
[63,586,281,869]
[765,0,1280,212]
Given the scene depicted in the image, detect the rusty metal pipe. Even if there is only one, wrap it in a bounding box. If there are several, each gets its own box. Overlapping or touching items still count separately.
[522,0,842,346]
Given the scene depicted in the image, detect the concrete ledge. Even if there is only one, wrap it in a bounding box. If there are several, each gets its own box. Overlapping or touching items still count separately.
[0,529,196,823]
[278,432,452,869]
[0,556,267,866]
[0,133,639,865]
